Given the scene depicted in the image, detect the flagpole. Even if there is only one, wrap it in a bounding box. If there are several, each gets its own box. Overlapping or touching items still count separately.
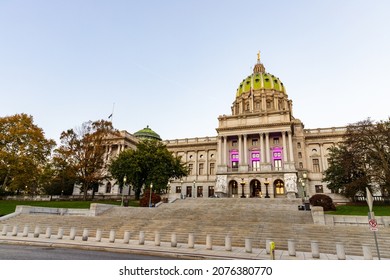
[109,103,115,127]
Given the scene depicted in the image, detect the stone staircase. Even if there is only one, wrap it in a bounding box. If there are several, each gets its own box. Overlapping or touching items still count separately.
[1,198,389,258]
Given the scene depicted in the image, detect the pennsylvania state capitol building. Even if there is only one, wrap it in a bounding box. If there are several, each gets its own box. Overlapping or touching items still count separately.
[74,53,347,200]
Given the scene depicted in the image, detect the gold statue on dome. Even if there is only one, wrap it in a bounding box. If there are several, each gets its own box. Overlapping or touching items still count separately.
[257,51,261,61]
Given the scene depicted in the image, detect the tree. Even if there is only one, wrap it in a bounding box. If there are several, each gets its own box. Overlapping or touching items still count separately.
[54,120,117,200]
[323,145,369,198]
[109,139,188,200]
[323,118,390,198]
[345,118,390,196]
[0,114,55,194]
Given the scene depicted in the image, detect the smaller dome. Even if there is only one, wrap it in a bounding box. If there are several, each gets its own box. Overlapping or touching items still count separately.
[134,125,161,141]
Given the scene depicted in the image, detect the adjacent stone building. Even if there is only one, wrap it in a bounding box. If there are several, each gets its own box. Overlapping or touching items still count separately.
[75,54,347,200]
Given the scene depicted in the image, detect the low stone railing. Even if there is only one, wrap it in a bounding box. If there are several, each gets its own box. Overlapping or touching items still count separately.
[0,224,377,260]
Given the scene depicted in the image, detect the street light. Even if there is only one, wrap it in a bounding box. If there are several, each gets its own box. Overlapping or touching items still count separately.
[149,183,153,208]
[121,175,127,207]
[299,172,307,201]
[193,180,196,198]
[167,182,171,202]
[264,178,270,198]
[180,179,183,199]
[240,178,246,198]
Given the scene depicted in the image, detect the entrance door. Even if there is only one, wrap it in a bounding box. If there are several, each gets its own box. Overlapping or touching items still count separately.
[208,186,214,197]
[251,180,261,197]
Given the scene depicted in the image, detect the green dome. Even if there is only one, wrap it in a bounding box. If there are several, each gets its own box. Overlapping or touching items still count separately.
[236,59,286,97]
[134,125,161,141]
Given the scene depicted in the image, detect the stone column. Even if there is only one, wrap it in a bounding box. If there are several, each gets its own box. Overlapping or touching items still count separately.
[223,136,228,165]
[288,131,294,162]
[217,137,222,165]
[282,131,287,162]
[260,133,264,163]
[320,144,327,171]
[265,133,270,163]
[243,134,248,165]
[238,134,242,164]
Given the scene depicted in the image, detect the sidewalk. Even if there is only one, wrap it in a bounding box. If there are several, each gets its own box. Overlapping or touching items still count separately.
[0,234,376,260]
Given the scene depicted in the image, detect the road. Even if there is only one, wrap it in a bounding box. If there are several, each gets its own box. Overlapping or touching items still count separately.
[0,244,178,260]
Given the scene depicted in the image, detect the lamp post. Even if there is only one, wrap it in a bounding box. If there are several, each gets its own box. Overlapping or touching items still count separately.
[180,179,183,199]
[121,175,127,207]
[264,178,270,198]
[299,172,307,201]
[149,183,153,208]
[240,178,246,198]
[193,180,196,198]
[167,182,171,202]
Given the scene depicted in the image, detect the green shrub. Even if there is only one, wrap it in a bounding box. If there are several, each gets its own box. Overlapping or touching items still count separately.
[139,190,161,207]
[309,194,336,211]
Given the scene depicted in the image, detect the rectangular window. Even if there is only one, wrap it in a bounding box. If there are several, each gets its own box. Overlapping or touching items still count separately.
[299,162,303,169]
[273,138,279,145]
[176,186,181,193]
[188,164,193,175]
[232,140,238,147]
[297,142,301,149]
[197,186,203,197]
[274,159,282,171]
[209,163,215,175]
[208,186,215,197]
[313,159,320,173]
[199,163,204,175]
[252,139,258,146]
[252,160,260,171]
[186,186,192,197]
[232,161,238,169]
[315,185,324,193]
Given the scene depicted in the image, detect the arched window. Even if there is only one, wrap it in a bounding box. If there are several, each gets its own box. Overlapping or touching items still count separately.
[274,179,285,195]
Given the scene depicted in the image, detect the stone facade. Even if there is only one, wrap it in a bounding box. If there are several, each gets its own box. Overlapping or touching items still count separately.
[74,55,347,200]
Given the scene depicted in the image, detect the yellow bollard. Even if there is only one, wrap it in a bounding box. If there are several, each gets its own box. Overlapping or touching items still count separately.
[270,241,275,260]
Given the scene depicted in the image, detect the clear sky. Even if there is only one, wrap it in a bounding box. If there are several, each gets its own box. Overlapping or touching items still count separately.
[1,0,389,144]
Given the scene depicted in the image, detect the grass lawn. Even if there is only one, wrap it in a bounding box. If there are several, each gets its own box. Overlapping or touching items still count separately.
[327,204,390,216]
[0,199,139,217]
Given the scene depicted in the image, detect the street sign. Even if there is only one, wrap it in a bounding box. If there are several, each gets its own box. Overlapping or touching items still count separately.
[369,218,378,231]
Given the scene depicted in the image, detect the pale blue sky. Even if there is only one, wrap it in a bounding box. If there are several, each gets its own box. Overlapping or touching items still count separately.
[1,0,389,143]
